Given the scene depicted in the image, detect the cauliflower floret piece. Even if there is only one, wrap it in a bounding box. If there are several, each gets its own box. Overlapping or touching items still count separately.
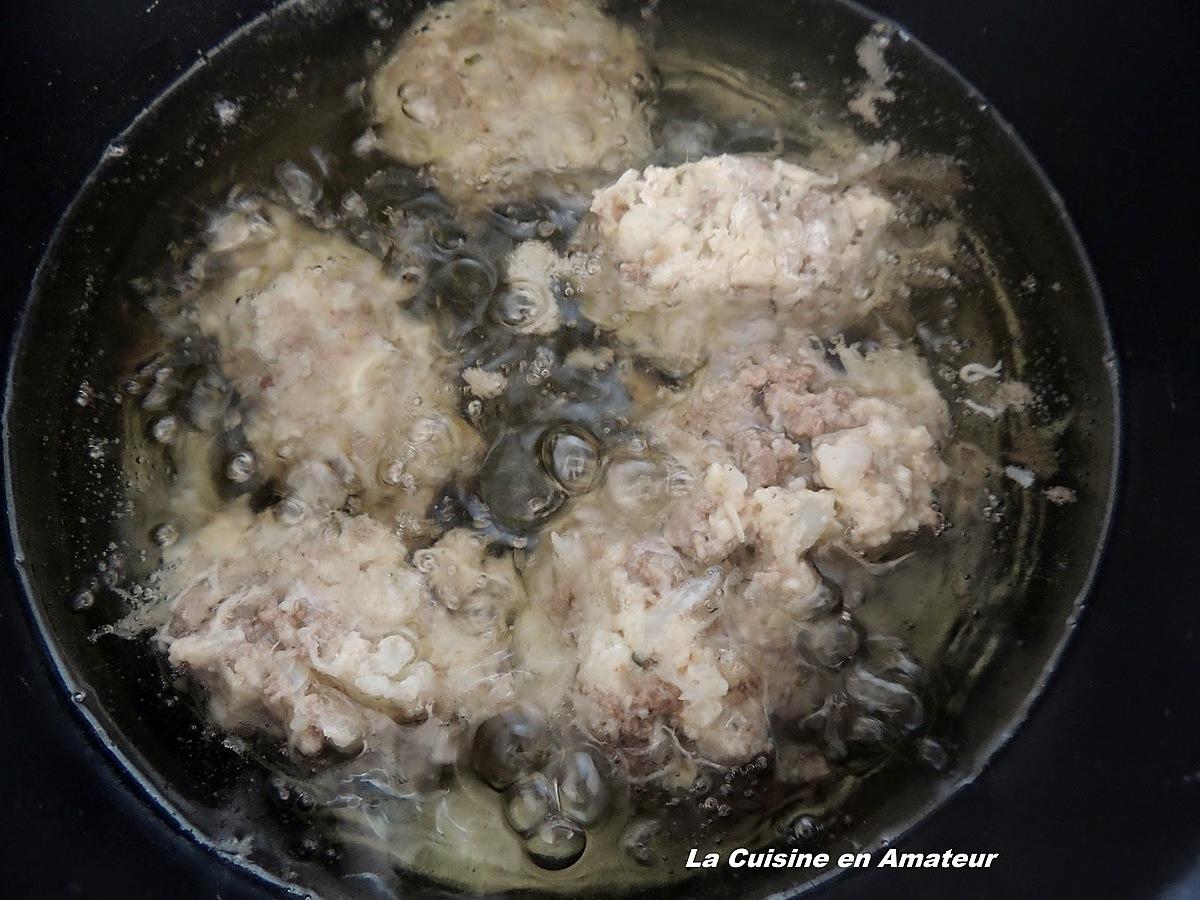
[581,154,895,372]
[154,507,524,754]
[813,412,946,547]
[370,0,654,210]
[194,203,481,523]
[747,482,839,566]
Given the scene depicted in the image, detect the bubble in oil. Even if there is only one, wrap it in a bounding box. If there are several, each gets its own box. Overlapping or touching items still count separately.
[524,818,586,871]
[539,425,601,495]
[548,746,614,827]
[491,288,542,328]
[430,257,496,314]
[471,706,551,791]
[478,432,567,529]
[275,161,322,208]
[504,772,556,837]
[789,814,822,844]
[524,347,556,386]
[605,456,668,516]
[225,450,257,484]
[620,818,659,866]
[70,590,96,612]
[275,495,308,527]
[798,611,863,669]
[378,458,407,487]
[185,370,231,431]
[410,415,451,446]
[152,523,179,548]
[915,736,949,771]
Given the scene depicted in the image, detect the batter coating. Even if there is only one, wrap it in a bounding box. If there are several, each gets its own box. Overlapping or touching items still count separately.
[158,507,524,755]
[371,0,655,210]
[193,202,481,526]
[580,155,895,373]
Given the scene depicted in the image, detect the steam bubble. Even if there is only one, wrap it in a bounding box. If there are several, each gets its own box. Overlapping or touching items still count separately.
[504,772,556,837]
[275,161,322,208]
[549,746,614,827]
[605,457,668,516]
[152,523,179,547]
[470,705,550,791]
[429,257,496,315]
[185,370,231,432]
[620,818,659,866]
[524,818,586,870]
[492,288,541,328]
[797,612,862,669]
[225,450,257,484]
[539,426,601,495]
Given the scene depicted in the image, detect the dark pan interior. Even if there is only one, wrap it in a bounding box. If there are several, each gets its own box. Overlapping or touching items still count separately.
[3,0,1118,897]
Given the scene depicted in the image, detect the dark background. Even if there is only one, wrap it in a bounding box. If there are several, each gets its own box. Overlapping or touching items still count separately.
[1,0,1198,897]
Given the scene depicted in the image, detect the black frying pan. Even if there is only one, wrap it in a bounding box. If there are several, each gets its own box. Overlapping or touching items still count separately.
[1,1,1196,898]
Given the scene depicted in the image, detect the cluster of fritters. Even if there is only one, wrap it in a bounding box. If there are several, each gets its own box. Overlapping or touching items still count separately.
[138,0,947,804]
